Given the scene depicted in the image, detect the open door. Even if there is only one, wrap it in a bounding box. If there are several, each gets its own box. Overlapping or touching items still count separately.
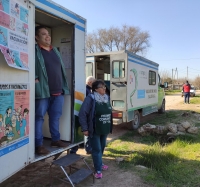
[0,0,35,182]
[110,52,127,111]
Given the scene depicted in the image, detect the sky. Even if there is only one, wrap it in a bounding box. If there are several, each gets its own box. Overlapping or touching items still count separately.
[54,0,200,80]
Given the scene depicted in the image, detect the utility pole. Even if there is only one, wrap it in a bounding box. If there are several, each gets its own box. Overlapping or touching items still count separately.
[177,68,178,81]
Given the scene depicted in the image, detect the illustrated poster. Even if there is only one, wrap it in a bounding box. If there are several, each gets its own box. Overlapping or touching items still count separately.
[0,83,30,151]
[0,0,29,70]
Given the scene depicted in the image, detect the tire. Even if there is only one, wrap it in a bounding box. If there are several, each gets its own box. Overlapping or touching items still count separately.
[158,100,165,113]
[130,110,140,130]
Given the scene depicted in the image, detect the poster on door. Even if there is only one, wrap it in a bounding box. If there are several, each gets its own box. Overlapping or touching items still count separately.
[0,0,29,71]
[0,83,30,156]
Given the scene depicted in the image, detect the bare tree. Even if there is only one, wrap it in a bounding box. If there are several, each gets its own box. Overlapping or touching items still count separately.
[112,27,121,51]
[193,76,200,89]
[86,24,150,54]
[159,70,172,83]
[102,27,116,51]
[119,24,131,50]
[86,33,96,53]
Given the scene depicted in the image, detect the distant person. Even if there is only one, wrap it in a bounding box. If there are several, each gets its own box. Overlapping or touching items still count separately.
[70,76,95,154]
[182,80,191,104]
[86,76,95,96]
[79,79,113,179]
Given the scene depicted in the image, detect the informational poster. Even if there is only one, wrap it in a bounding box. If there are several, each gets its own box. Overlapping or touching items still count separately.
[60,39,71,69]
[0,0,29,71]
[0,83,30,155]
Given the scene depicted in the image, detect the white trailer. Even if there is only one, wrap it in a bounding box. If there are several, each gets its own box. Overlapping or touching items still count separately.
[86,51,167,129]
[0,0,86,183]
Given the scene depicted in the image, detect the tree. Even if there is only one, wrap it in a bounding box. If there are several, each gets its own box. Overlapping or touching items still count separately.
[159,70,172,83]
[193,76,200,89]
[86,33,96,53]
[86,24,150,54]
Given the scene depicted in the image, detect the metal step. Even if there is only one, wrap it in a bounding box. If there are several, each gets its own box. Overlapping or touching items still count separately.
[53,154,82,167]
[51,154,94,186]
[65,168,93,184]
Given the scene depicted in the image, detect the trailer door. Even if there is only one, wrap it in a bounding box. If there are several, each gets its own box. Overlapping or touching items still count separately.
[0,0,35,183]
[110,53,127,111]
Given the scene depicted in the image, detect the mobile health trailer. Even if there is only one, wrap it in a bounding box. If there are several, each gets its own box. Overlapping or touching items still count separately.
[86,51,166,129]
[0,0,86,182]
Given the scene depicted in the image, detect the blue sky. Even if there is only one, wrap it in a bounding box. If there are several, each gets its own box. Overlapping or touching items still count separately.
[54,0,200,80]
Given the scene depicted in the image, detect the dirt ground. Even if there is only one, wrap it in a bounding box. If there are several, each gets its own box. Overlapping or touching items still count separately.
[1,91,200,187]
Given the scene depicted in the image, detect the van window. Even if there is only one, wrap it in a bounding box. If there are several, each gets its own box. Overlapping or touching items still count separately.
[149,71,156,85]
[86,62,93,77]
[112,61,125,78]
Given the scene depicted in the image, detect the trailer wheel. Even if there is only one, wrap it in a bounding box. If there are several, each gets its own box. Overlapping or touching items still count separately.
[131,110,140,129]
[158,100,165,113]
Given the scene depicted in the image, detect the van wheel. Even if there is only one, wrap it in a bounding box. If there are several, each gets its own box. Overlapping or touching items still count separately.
[131,110,140,129]
[158,100,165,113]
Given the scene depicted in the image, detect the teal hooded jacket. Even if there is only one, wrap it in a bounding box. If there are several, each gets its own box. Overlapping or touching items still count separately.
[35,44,70,99]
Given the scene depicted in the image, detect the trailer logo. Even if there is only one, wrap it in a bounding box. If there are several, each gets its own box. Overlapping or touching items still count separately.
[130,68,138,107]
[139,70,147,79]
[129,74,134,84]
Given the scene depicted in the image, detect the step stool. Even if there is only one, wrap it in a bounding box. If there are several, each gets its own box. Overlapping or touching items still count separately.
[50,154,94,187]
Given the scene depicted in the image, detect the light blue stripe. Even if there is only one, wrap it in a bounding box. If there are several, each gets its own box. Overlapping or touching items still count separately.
[0,137,29,157]
[128,58,158,70]
[128,54,158,67]
[36,0,86,25]
[75,25,85,32]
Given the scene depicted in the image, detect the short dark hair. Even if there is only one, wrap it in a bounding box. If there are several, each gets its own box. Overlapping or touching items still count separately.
[35,25,47,36]
[23,108,29,114]
[92,79,105,92]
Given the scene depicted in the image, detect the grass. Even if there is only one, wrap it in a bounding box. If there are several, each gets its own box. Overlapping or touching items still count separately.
[165,90,181,95]
[190,95,200,104]
[104,110,200,187]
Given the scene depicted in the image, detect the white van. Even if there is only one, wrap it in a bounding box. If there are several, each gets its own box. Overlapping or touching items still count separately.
[86,51,167,129]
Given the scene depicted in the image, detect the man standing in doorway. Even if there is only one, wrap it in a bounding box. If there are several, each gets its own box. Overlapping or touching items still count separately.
[182,80,191,104]
[35,26,70,155]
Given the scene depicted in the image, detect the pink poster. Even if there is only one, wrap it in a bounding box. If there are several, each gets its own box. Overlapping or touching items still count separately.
[0,11,15,31]
[14,90,30,137]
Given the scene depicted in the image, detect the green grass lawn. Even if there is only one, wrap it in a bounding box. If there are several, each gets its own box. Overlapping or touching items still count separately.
[190,95,200,104]
[165,90,181,95]
[104,110,200,187]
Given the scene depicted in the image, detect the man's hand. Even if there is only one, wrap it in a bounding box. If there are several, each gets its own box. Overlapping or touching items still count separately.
[83,131,89,136]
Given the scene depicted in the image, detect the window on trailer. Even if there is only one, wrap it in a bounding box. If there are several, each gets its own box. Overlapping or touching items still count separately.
[86,62,93,77]
[149,70,156,85]
[112,61,125,78]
